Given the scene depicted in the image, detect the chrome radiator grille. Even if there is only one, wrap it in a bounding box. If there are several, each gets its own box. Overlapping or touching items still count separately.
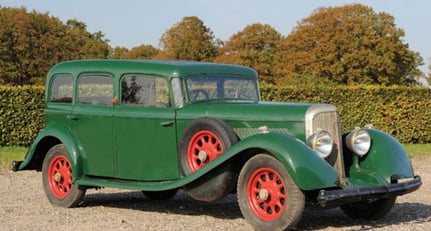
[306,104,345,178]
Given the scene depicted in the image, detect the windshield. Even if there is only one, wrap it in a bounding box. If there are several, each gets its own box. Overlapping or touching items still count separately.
[186,76,259,102]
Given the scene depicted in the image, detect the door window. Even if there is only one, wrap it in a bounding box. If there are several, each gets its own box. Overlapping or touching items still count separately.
[78,75,113,105]
[121,75,170,107]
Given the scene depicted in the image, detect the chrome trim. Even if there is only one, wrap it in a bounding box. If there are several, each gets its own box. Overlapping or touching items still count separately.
[305,104,338,138]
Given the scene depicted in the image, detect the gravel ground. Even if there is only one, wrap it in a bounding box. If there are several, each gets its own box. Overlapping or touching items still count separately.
[0,157,429,231]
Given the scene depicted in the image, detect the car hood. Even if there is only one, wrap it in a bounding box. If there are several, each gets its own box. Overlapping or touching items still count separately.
[177,101,315,141]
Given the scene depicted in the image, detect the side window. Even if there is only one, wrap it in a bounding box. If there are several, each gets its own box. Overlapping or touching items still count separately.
[121,75,170,107]
[78,75,113,105]
[50,75,73,103]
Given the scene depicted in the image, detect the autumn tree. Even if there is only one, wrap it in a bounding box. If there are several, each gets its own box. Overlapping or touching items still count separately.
[428,62,431,85]
[110,46,130,59]
[157,16,218,61]
[277,4,423,86]
[0,7,110,85]
[214,23,283,83]
[121,45,160,59]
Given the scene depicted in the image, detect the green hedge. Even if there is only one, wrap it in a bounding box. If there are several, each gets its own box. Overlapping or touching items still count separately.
[0,86,44,146]
[261,84,431,143]
[1,85,431,146]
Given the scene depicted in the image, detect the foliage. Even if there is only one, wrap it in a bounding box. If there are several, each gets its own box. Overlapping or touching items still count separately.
[120,44,160,59]
[0,7,110,86]
[277,4,423,86]
[260,84,431,143]
[428,63,431,85]
[214,23,283,84]
[157,16,218,61]
[0,85,44,146]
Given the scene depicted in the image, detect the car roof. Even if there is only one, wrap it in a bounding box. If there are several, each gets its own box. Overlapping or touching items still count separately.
[47,59,258,80]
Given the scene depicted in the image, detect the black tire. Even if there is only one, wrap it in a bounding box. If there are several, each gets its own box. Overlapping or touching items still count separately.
[340,197,396,220]
[237,154,305,231]
[179,117,238,202]
[142,189,178,200]
[42,144,86,208]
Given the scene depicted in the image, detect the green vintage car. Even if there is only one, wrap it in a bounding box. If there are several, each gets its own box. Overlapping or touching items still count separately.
[12,60,421,230]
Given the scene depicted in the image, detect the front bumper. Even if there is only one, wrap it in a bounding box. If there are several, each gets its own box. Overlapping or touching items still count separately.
[317,175,422,207]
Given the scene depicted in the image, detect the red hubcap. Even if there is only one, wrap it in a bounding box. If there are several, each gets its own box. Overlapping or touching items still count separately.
[48,155,72,199]
[187,130,223,171]
[247,167,287,221]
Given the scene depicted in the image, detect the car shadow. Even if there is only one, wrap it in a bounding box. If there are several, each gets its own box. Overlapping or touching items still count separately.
[82,190,431,228]
[81,189,244,219]
[297,202,431,230]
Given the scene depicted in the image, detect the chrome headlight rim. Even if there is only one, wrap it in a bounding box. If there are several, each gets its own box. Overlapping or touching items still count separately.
[346,128,371,157]
[307,130,334,159]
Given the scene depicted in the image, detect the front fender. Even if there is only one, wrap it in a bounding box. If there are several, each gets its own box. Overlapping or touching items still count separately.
[343,128,415,186]
[18,123,83,179]
[233,133,339,190]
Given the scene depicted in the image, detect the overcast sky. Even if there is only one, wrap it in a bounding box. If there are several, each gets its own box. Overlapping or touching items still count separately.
[2,0,430,74]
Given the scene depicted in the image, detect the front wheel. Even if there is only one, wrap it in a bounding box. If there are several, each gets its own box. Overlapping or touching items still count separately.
[237,154,305,231]
[42,144,86,207]
[340,197,396,220]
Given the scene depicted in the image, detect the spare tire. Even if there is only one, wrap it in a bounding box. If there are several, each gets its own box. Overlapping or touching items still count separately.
[179,117,238,201]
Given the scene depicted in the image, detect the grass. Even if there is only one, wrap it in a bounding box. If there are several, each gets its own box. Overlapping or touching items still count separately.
[0,144,430,164]
[0,146,27,164]
[403,143,431,158]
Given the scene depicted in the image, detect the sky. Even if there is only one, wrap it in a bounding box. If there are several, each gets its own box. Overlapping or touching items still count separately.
[1,0,430,74]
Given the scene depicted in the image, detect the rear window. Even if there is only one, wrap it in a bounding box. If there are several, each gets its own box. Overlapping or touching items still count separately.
[49,74,73,103]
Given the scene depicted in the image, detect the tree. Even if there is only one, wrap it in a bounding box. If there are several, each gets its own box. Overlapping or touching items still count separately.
[277,4,423,86]
[110,46,130,59]
[121,44,160,59]
[428,62,431,85]
[157,16,218,61]
[0,7,110,85]
[66,19,110,59]
[214,23,283,83]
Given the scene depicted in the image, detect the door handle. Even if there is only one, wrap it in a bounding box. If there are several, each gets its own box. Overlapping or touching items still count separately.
[160,120,174,127]
[67,115,79,121]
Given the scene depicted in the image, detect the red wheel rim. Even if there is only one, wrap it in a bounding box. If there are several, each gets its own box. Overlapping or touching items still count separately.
[187,130,223,171]
[48,154,73,199]
[247,167,287,221]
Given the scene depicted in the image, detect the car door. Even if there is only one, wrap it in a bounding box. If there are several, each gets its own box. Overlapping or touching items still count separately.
[114,74,179,181]
[71,74,115,177]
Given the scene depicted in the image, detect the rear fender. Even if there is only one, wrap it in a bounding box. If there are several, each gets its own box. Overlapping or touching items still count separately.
[18,123,83,179]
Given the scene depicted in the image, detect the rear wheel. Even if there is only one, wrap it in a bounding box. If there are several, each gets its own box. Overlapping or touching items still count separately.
[237,154,304,231]
[340,197,396,220]
[42,144,85,208]
[179,117,238,201]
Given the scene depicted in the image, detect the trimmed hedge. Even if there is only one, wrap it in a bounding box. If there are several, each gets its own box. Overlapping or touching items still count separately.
[261,84,431,143]
[0,86,45,146]
[1,84,431,145]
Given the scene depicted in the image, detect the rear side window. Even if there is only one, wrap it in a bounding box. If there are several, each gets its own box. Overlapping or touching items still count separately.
[50,75,73,103]
[78,75,113,105]
[121,75,170,107]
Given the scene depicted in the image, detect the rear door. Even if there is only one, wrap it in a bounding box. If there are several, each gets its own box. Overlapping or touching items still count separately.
[71,74,115,177]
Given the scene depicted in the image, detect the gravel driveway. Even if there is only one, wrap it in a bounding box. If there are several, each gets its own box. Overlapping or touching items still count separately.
[1,157,429,231]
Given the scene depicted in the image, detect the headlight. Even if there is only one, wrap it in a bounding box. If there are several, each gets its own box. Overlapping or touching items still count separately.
[346,128,371,157]
[307,130,334,158]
